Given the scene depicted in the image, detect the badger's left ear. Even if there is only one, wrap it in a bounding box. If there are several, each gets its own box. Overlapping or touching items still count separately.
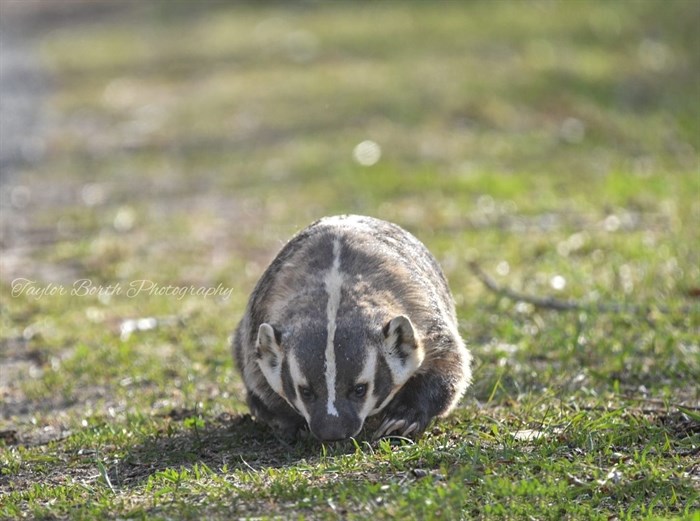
[382,315,425,386]
[256,323,284,396]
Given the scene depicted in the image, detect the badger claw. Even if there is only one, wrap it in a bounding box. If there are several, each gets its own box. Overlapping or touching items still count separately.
[374,418,407,439]
[373,394,432,440]
[373,417,426,440]
[402,422,419,436]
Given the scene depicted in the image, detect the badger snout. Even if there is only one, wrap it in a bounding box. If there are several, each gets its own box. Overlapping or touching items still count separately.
[309,414,363,442]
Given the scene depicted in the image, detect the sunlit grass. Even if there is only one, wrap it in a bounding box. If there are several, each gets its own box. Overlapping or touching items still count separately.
[1,1,698,519]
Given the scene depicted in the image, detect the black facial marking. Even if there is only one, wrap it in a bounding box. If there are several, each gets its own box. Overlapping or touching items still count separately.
[280,357,297,402]
[273,325,283,346]
[373,351,394,406]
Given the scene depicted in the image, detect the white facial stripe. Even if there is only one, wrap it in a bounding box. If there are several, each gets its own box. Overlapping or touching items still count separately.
[253,359,283,397]
[374,335,424,415]
[385,355,411,386]
[287,350,311,421]
[357,348,378,420]
[323,238,343,417]
[371,386,401,415]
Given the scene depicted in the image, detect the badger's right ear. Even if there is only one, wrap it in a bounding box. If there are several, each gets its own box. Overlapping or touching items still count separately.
[256,323,284,395]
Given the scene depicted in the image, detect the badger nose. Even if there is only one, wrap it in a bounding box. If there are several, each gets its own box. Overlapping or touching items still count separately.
[313,423,350,442]
[311,417,361,442]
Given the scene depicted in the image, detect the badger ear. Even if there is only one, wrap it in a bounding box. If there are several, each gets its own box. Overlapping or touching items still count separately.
[256,323,284,395]
[382,315,424,386]
[257,323,282,358]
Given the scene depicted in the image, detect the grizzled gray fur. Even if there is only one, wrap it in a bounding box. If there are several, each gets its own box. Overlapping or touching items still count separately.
[233,215,471,442]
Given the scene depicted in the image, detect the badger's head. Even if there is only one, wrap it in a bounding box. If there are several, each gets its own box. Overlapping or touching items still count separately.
[255,315,424,441]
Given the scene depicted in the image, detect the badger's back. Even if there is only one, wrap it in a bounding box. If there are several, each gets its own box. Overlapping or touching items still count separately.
[241,215,456,341]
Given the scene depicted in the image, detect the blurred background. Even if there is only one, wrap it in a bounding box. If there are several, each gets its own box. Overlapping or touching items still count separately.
[1,0,698,429]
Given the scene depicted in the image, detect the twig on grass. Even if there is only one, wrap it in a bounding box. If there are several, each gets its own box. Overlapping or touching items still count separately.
[239,455,257,472]
[468,261,582,311]
[468,261,698,315]
[575,403,700,413]
[620,396,700,411]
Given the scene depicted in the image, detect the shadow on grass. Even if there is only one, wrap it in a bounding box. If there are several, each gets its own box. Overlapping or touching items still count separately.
[110,412,361,488]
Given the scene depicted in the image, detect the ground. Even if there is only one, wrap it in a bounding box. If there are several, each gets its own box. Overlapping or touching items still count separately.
[0,1,698,519]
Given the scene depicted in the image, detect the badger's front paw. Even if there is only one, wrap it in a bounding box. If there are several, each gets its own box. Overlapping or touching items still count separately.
[269,418,308,443]
[373,400,431,440]
[248,392,307,443]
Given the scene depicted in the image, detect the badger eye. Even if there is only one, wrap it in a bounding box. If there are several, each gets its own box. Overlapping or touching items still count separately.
[298,386,314,400]
[353,384,367,398]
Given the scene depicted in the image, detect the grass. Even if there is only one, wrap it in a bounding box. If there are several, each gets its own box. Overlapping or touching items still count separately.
[1,1,699,519]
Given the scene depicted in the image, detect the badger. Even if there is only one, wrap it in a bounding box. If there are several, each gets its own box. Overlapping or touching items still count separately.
[232,215,471,442]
